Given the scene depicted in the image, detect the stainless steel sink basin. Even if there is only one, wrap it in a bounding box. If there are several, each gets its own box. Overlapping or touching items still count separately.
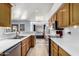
[12,36,25,39]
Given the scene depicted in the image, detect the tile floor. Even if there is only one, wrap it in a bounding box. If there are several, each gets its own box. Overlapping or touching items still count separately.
[27,39,49,56]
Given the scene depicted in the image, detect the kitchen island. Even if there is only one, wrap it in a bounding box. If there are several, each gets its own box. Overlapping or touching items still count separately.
[0,32,36,56]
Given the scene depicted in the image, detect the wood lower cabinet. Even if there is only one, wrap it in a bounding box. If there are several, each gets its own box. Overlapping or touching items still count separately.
[0,35,36,56]
[21,35,36,56]
[0,3,12,27]
[22,43,27,56]
[59,47,70,56]
[21,37,30,56]
[51,40,59,56]
[51,40,70,56]
[31,35,36,47]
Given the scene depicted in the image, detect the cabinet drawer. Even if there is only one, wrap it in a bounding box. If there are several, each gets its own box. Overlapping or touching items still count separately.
[59,47,70,56]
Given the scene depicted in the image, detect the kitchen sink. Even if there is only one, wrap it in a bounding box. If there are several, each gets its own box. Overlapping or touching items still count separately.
[11,36,25,39]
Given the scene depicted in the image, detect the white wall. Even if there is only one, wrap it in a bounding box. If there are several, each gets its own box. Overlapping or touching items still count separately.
[12,20,31,32]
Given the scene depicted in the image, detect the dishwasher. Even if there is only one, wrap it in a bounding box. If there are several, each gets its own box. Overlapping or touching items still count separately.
[4,42,21,56]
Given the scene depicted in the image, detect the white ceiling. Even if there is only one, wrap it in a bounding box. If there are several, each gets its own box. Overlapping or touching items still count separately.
[12,3,53,21]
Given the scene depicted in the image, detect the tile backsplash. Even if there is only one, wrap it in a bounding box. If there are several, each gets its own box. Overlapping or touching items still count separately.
[0,27,5,35]
[64,26,79,35]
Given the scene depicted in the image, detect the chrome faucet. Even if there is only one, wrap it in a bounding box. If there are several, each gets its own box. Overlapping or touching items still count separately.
[16,31,20,38]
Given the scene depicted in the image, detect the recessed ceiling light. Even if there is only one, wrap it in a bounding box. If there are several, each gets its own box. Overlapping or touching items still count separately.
[73,25,78,29]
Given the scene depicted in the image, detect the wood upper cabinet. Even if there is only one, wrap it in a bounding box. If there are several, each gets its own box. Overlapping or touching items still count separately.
[62,4,70,27]
[48,18,52,28]
[70,3,79,26]
[49,3,79,28]
[0,3,12,27]
[56,3,69,27]
[21,35,36,56]
[56,8,63,27]
[52,14,56,21]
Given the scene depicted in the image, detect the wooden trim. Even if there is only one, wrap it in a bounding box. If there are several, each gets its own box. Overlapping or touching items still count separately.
[68,3,70,26]
[70,3,73,26]
[7,3,12,7]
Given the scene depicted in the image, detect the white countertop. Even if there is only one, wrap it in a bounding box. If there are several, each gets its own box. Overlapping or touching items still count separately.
[51,34,79,56]
[0,32,35,54]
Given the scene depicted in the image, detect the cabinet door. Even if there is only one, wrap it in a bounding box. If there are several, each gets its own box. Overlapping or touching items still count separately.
[31,35,36,47]
[51,41,54,56]
[70,3,79,25]
[53,49,58,56]
[51,40,59,56]
[62,4,70,27]
[29,37,31,49]
[56,7,63,27]
[26,38,29,52]
[48,18,52,28]
[52,14,57,21]
[0,4,11,27]
[56,3,69,27]
[59,47,70,56]
[22,43,26,56]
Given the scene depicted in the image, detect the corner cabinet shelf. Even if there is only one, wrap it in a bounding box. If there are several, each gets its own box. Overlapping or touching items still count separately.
[0,3,12,27]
